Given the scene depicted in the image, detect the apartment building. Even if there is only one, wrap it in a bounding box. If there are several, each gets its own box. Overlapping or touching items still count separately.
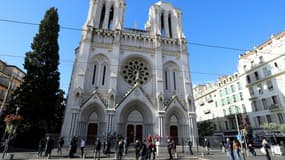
[194,30,285,138]
[194,73,248,137]
[238,31,285,132]
[0,60,25,112]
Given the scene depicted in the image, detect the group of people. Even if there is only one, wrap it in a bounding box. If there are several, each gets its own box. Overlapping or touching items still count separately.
[134,137,158,160]
[224,137,271,160]
[37,136,64,159]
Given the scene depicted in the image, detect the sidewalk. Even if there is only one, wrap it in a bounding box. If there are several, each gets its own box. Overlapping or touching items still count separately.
[2,146,284,160]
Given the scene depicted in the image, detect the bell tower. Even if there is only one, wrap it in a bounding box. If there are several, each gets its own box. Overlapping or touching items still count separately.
[145,1,185,39]
[84,0,125,30]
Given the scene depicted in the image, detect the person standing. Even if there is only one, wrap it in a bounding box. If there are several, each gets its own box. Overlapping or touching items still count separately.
[117,139,124,160]
[167,138,173,160]
[225,138,234,160]
[204,138,210,155]
[69,136,77,158]
[80,138,86,158]
[57,137,64,156]
[262,138,271,160]
[95,138,102,159]
[124,138,128,155]
[140,140,147,160]
[233,140,241,160]
[135,140,141,160]
[38,137,46,157]
[188,139,193,155]
[45,136,54,159]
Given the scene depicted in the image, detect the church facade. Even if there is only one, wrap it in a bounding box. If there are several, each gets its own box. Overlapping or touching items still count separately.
[61,0,198,145]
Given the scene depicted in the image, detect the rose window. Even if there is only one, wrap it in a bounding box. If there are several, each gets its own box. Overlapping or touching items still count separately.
[122,59,150,85]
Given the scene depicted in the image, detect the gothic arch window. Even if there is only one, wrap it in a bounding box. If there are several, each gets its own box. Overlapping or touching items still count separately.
[165,70,168,90]
[101,64,107,86]
[164,62,179,93]
[99,3,106,29]
[108,6,114,29]
[161,12,166,36]
[173,70,176,90]
[168,14,172,38]
[88,55,109,88]
[92,63,97,85]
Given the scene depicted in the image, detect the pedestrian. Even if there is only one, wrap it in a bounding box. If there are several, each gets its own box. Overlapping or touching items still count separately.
[152,139,157,160]
[117,139,124,160]
[38,137,46,157]
[203,138,210,155]
[94,138,101,159]
[124,138,128,154]
[140,140,147,160]
[172,139,177,158]
[80,138,86,158]
[262,138,271,160]
[135,140,141,160]
[45,136,54,159]
[188,139,193,155]
[57,137,64,156]
[233,139,241,160]
[69,136,77,158]
[225,138,234,160]
[167,138,173,160]
[146,136,152,160]
[247,143,256,156]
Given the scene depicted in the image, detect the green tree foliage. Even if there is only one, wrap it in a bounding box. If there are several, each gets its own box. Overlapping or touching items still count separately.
[260,123,279,131]
[198,121,215,137]
[6,7,65,146]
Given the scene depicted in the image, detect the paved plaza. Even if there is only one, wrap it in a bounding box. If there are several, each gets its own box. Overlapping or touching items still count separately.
[2,146,285,160]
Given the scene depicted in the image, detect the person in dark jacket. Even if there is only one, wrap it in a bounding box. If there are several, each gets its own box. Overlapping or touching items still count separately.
[135,140,141,160]
[38,137,46,157]
[94,138,102,159]
[69,136,77,158]
[167,138,173,160]
[45,136,54,159]
[188,139,193,155]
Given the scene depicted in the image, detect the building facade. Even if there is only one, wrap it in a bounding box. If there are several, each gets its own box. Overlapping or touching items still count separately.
[238,31,285,132]
[194,73,248,138]
[61,0,197,145]
[0,60,25,114]
[194,30,285,139]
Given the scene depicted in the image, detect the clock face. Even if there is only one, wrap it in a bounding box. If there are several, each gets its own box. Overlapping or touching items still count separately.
[122,58,150,86]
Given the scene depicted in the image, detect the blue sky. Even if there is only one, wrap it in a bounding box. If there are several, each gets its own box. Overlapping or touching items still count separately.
[1,0,285,93]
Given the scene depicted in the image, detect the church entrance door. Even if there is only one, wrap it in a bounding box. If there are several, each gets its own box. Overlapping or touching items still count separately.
[170,125,178,144]
[127,124,143,143]
[87,123,98,144]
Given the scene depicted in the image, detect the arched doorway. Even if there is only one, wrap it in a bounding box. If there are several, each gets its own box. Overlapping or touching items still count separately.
[170,115,178,144]
[86,112,100,144]
[87,123,98,144]
[126,110,143,143]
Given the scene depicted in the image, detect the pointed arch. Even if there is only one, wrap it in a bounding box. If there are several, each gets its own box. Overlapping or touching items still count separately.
[99,3,106,29]
[168,13,172,38]
[108,5,114,29]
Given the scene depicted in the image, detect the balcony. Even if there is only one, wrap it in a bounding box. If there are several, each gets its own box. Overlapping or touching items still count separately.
[269,104,282,111]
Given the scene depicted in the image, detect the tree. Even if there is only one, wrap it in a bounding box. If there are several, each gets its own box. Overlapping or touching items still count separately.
[197,121,215,137]
[6,7,65,147]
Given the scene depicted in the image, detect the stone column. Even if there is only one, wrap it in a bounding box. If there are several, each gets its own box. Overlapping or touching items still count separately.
[163,11,170,37]
[158,111,166,143]
[106,109,116,135]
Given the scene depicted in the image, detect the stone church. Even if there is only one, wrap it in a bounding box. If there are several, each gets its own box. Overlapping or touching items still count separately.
[61,0,198,145]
